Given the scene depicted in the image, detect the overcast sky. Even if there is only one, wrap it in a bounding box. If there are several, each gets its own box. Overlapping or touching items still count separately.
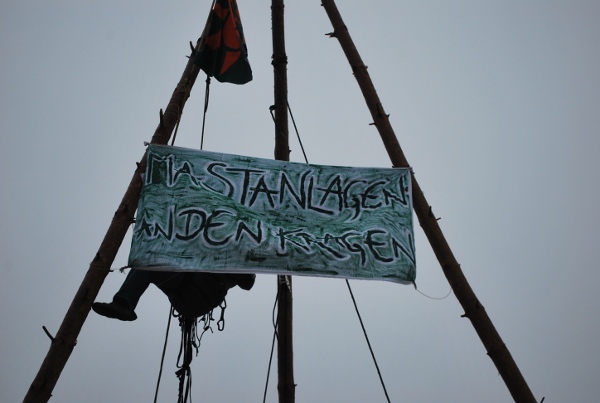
[2,1,600,402]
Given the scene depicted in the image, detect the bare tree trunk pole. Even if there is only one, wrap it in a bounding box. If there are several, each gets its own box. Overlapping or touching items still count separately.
[272,1,295,402]
[24,39,204,403]
[320,1,537,402]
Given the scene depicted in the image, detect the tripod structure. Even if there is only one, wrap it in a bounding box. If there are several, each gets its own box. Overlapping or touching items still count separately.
[25,2,538,402]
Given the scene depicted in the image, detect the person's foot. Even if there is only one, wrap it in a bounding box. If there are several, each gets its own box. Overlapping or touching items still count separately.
[92,298,137,321]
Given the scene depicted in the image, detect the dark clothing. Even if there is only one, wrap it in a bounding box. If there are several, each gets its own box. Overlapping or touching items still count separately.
[114,269,182,310]
[114,269,254,318]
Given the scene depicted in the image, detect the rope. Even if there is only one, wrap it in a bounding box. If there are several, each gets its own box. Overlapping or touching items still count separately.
[413,281,452,300]
[170,105,182,146]
[269,101,309,164]
[154,305,175,403]
[200,75,211,150]
[168,305,227,403]
[176,316,198,403]
[345,279,391,403]
[287,103,309,163]
[262,290,280,403]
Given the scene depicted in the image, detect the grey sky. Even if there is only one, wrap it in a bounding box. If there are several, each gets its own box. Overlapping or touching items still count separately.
[2,1,599,402]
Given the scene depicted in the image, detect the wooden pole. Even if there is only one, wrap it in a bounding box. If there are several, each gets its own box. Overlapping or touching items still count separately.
[320,1,537,402]
[24,39,204,403]
[271,0,295,402]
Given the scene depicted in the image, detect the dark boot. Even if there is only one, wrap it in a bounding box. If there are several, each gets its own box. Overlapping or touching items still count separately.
[92,296,137,321]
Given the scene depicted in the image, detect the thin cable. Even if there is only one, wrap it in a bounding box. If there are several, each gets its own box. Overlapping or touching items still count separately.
[170,105,181,146]
[262,290,280,403]
[345,279,391,403]
[154,305,175,403]
[272,288,280,335]
[413,281,452,300]
[200,75,211,150]
[287,103,308,163]
[269,102,309,164]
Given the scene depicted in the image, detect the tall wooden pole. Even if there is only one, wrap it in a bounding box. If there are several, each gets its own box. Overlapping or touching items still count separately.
[320,1,537,402]
[271,0,295,402]
[24,39,204,403]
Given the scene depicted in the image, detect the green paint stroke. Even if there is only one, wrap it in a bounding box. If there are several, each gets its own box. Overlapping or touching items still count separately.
[128,144,416,283]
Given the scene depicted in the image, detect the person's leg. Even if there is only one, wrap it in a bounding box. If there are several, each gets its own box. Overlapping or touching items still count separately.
[92,269,155,321]
[113,269,154,310]
[93,270,256,321]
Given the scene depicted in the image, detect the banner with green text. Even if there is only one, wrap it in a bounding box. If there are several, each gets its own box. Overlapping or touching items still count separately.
[128,145,416,283]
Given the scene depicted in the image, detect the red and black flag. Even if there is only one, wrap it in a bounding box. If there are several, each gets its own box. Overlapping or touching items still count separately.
[196,0,252,85]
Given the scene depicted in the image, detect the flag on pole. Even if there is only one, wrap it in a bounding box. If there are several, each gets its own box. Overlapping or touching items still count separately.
[195,0,253,84]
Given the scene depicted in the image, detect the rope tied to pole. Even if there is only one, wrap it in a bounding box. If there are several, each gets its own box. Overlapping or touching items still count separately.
[345,279,392,403]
